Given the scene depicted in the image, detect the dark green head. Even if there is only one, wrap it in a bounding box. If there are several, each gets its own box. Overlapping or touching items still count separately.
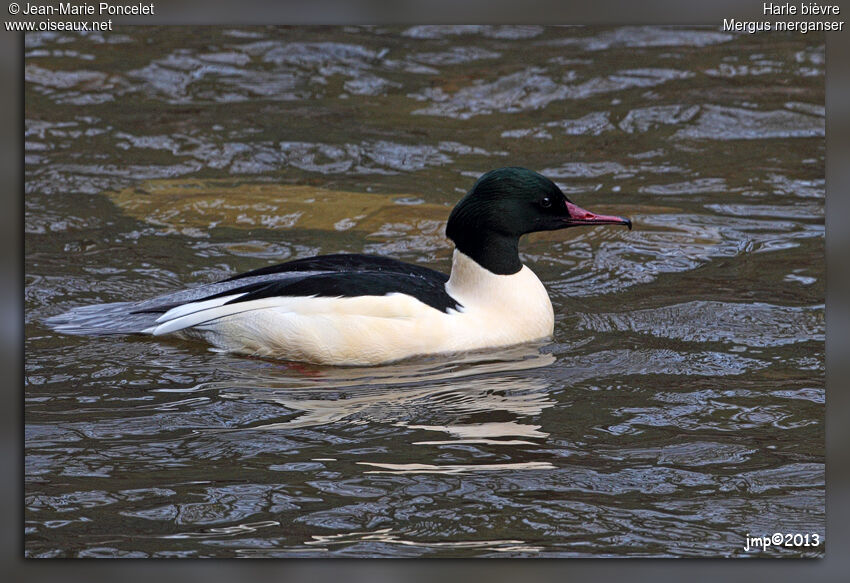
[446,167,631,274]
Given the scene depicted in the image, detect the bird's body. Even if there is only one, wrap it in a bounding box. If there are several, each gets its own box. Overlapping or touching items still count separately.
[48,168,631,366]
[166,250,554,365]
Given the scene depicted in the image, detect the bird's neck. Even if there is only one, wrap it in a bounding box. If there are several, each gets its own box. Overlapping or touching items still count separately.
[446,250,554,332]
[447,249,524,300]
[450,233,522,275]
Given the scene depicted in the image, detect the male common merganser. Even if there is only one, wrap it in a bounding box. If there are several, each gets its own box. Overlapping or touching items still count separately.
[49,167,631,365]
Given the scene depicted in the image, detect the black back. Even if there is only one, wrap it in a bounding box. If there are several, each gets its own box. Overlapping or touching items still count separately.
[206,254,461,313]
[224,253,446,282]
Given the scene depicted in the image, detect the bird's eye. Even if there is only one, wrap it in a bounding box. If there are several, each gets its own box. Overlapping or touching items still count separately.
[540,197,552,208]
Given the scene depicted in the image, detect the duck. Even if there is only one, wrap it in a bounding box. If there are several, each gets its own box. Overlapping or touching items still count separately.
[48,167,631,365]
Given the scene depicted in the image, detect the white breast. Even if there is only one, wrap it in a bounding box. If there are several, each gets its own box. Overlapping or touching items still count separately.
[443,249,555,350]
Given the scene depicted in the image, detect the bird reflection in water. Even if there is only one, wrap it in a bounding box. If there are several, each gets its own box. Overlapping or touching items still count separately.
[192,342,558,474]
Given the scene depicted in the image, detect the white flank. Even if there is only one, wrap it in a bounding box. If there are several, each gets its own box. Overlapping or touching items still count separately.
[150,250,556,365]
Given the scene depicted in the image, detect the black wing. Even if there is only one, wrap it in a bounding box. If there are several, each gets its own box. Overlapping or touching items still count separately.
[200,254,459,313]
[224,253,449,282]
[220,270,460,313]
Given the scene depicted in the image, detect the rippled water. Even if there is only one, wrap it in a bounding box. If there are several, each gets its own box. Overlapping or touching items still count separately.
[24,26,824,558]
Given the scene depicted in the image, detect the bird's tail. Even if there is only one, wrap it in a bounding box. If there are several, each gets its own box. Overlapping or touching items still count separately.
[44,302,159,335]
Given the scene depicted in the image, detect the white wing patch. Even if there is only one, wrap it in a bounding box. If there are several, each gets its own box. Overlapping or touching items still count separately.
[154,293,247,324]
[151,291,447,337]
[151,293,294,335]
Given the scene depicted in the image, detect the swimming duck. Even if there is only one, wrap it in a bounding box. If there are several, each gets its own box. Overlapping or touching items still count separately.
[49,167,631,365]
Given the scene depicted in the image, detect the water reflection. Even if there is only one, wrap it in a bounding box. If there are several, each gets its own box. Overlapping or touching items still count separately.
[304,527,541,554]
[193,345,557,449]
[358,462,555,474]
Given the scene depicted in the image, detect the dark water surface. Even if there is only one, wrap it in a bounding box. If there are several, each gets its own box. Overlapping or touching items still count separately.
[24,26,824,558]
